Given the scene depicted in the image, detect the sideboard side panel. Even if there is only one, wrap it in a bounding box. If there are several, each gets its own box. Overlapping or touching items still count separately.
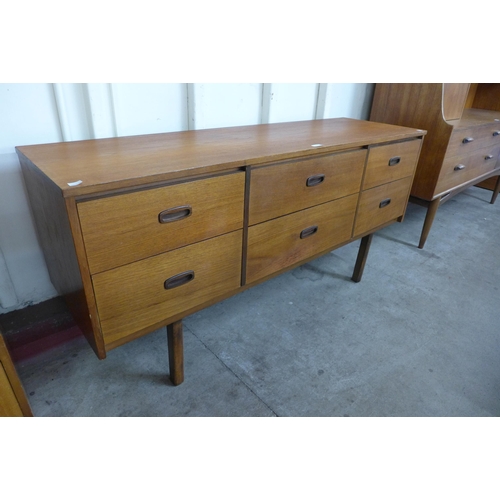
[17,154,105,358]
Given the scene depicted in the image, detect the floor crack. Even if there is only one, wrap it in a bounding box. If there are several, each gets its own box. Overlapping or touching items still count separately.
[184,324,279,417]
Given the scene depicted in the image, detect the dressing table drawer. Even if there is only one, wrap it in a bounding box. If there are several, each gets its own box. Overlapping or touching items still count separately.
[354,177,412,237]
[249,150,365,225]
[92,230,243,346]
[246,194,358,284]
[362,139,421,190]
[78,172,245,273]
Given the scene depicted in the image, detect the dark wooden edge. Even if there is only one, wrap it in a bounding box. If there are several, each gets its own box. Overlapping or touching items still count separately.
[241,166,251,286]
[65,198,106,359]
[18,154,106,359]
[352,234,374,283]
[0,333,33,416]
[167,321,184,386]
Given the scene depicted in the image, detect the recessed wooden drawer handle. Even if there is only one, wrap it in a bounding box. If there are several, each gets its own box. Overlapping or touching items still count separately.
[493,131,500,137]
[306,174,325,187]
[485,155,494,160]
[300,225,318,239]
[379,198,391,208]
[462,137,474,144]
[388,156,401,166]
[454,164,466,171]
[164,270,195,290]
[158,205,192,224]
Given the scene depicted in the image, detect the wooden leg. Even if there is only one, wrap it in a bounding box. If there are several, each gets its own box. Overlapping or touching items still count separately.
[167,320,184,386]
[418,197,440,249]
[351,233,373,283]
[490,176,500,204]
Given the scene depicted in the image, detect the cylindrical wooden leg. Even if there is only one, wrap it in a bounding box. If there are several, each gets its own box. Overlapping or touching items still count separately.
[167,320,184,386]
[490,176,500,204]
[351,233,373,283]
[418,197,440,249]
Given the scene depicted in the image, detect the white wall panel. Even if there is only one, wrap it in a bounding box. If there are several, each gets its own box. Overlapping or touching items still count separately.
[112,84,188,136]
[0,84,61,311]
[189,84,262,130]
[0,83,375,312]
[0,83,62,151]
[52,84,92,141]
[0,152,57,312]
[322,83,375,120]
[263,83,319,124]
[84,83,117,139]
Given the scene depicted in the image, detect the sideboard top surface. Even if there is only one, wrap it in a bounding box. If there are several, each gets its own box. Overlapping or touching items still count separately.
[16,117,425,197]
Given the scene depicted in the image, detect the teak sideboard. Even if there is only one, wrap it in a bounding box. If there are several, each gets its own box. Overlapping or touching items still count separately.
[370,83,500,249]
[16,118,425,385]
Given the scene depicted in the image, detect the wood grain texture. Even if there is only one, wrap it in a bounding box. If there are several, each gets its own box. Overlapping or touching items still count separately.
[0,334,32,417]
[362,139,422,190]
[249,149,366,225]
[78,172,245,273]
[18,155,105,358]
[471,83,500,112]
[442,84,470,120]
[353,177,413,237]
[93,230,242,346]
[246,195,358,284]
[370,83,451,201]
[0,362,22,416]
[16,118,424,197]
[435,145,500,196]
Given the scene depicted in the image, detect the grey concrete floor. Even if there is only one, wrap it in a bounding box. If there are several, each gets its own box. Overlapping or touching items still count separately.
[14,186,500,416]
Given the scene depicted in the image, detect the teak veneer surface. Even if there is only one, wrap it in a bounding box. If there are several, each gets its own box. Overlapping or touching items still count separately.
[16,118,424,197]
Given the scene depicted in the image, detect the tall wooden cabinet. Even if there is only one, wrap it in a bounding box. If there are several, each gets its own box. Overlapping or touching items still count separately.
[370,84,500,248]
[0,333,33,417]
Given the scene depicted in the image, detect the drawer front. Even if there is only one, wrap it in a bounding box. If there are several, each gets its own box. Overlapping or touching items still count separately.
[93,230,242,346]
[435,145,500,195]
[78,172,245,274]
[362,139,421,190]
[249,149,366,225]
[354,177,412,237]
[447,123,500,158]
[246,194,358,284]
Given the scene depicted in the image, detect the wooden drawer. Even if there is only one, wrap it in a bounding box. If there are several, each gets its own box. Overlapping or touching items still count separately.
[354,177,412,237]
[246,194,358,284]
[447,123,500,158]
[435,145,500,195]
[93,230,243,346]
[249,150,365,225]
[362,139,421,190]
[78,172,245,274]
